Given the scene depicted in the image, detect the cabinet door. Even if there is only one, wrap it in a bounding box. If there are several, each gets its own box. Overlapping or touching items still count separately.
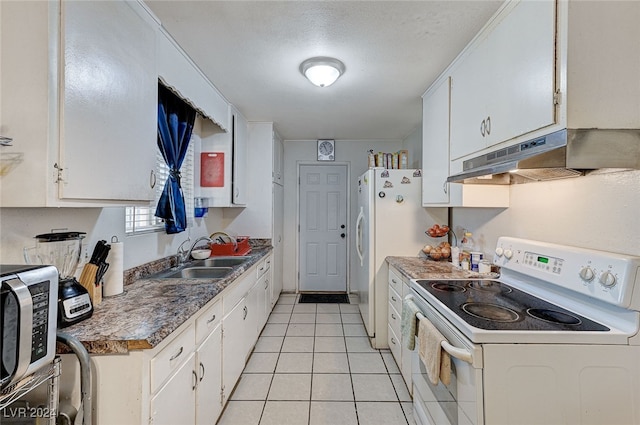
[450,0,555,160]
[244,281,260,353]
[449,36,491,160]
[272,185,284,304]
[150,352,197,425]
[272,131,284,185]
[196,325,222,425]
[222,299,246,403]
[422,77,451,205]
[231,107,248,205]
[487,0,556,148]
[60,1,156,201]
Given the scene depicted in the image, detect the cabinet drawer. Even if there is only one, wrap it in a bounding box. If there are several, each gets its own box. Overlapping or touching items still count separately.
[388,285,402,317]
[388,268,403,295]
[388,302,401,340]
[257,256,271,279]
[224,271,255,315]
[195,299,222,344]
[151,325,195,394]
[387,324,401,365]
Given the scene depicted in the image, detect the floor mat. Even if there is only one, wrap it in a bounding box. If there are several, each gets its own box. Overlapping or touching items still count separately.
[299,293,350,304]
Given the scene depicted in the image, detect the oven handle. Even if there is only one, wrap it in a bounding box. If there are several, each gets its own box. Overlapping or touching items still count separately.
[416,311,473,364]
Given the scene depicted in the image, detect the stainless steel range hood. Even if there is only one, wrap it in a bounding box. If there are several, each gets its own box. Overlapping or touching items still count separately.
[447,129,640,184]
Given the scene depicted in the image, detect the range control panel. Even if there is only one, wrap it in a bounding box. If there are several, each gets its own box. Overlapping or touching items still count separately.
[494,237,640,309]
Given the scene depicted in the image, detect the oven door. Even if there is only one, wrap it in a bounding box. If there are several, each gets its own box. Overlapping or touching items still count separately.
[410,289,484,425]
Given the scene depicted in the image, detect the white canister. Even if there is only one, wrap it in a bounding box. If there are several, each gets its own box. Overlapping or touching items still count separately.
[478,260,492,274]
[470,251,484,272]
[451,246,460,268]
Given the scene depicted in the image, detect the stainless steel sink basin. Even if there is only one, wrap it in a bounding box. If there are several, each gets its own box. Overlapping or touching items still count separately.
[201,256,252,267]
[160,267,233,279]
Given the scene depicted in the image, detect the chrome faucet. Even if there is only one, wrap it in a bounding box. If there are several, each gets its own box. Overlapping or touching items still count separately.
[177,236,213,264]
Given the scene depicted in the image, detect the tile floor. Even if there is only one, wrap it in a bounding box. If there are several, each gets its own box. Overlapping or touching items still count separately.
[217,293,415,425]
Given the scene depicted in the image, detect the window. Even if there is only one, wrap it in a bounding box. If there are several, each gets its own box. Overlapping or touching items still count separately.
[125,138,195,234]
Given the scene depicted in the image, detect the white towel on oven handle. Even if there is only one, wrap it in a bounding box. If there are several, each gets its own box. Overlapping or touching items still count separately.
[418,315,451,386]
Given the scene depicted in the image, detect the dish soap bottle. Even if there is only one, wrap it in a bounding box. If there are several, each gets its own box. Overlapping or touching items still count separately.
[460,231,475,270]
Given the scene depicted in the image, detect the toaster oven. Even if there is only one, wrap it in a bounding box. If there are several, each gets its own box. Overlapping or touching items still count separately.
[1,264,58,390]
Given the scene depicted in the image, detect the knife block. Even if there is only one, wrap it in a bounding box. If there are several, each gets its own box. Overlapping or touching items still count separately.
[79,263,102,305]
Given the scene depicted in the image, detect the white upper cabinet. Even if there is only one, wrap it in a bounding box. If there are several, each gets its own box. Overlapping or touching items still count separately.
[60,1,157,201]
[422,77,509,208]
[449,0,555,160]
[156,28,229,133]
[231,106,248,206]
[0,1,158,206]
[446,0,640,164]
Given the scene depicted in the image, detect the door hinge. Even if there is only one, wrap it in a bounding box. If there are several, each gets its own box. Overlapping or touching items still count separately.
[54,163,63,183]
[553,89,562,105]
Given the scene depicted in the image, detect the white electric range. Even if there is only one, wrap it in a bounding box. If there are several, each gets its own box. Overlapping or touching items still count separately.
[409,237,640,425]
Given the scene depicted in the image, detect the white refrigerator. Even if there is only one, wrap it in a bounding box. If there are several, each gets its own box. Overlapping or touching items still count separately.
[355,168,445,348]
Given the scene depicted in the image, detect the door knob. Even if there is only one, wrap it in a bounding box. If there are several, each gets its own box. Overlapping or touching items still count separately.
[341,233,346,238]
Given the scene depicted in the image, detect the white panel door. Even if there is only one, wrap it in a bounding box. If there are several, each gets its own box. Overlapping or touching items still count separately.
[299,165,348,292]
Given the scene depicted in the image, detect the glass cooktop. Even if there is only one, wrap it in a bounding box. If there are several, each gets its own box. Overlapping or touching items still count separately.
[414,279,609,332]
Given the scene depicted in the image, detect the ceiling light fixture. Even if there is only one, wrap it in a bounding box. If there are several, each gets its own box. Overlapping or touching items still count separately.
[300,56,345,88]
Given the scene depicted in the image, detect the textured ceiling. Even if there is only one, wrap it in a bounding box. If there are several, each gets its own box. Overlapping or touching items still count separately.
[145,1,503,141]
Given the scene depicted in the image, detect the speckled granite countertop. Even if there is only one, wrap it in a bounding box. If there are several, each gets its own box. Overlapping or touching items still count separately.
[58,244,272,355]
[386,255,499,281]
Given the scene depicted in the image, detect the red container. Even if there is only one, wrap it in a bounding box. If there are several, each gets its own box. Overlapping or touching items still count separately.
[209,237,252,256]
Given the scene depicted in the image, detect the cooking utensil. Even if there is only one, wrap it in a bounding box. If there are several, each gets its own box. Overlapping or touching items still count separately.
[25,229,93,327]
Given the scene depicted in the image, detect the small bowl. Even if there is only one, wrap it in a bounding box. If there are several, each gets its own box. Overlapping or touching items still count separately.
[191,249,211,260]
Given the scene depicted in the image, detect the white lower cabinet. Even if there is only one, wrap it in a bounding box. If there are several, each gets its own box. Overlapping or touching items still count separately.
[149,323,222,425]
[150,351,197,425]
[222,295,249,405]
[388,266,414,395]
[195,325,222,424]
[61,255,276,425]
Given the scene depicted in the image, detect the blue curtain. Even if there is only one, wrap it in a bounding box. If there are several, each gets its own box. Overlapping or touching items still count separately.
[155,84,196,234]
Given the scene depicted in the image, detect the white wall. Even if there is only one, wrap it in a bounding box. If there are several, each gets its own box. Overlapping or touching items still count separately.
[402,125,422,169]
[281,139,403,293]
[0,207,225,273]
[451,170,640,258]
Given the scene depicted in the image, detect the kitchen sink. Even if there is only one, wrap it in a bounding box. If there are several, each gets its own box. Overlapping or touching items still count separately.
[158,266,233,279]
[200,256,252,267]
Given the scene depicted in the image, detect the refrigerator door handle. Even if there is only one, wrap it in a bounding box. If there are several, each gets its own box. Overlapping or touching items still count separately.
[356,207,365,266]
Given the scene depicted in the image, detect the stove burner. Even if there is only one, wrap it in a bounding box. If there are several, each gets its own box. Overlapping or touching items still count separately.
[527,308,582,325]
[467,280,513,294]
[431,282,466,293]
[462,303,520,322]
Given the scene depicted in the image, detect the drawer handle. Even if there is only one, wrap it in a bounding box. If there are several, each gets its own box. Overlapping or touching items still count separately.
[207,314,216,324]
[391,296,397,302]
[391,337,397,345]
[199,362,205,382]
[192,370,198,390]
[391,313,397,320]
[265,280,269,289]
[243,305,248,320]
[391,279,397,284]
[169,346,183,361]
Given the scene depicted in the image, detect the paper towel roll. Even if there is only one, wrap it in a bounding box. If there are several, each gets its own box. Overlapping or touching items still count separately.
[103,241,124,297]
